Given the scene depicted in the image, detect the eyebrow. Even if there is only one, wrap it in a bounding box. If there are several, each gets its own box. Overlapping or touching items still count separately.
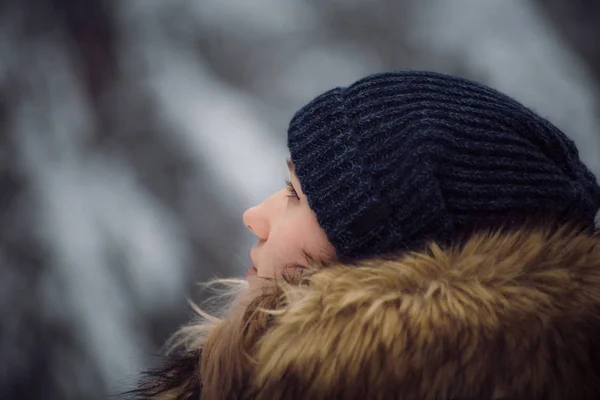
[286,157,295,173]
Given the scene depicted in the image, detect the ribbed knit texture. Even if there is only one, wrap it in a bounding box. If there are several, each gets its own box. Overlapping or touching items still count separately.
[288,71,600,262]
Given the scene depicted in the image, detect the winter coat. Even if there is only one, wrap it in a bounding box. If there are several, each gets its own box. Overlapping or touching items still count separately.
[140,224,600,399]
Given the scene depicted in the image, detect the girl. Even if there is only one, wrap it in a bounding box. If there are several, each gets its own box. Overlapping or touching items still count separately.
[133,71,600,399]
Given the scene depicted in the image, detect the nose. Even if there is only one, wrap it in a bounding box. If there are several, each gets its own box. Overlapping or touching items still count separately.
[243,190,288,241]
[243,203,269,241]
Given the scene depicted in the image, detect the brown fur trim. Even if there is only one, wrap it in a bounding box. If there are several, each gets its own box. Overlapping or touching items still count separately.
[250,226,600,400]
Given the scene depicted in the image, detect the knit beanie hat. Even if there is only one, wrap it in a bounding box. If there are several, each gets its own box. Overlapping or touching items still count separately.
[287,70,600,262]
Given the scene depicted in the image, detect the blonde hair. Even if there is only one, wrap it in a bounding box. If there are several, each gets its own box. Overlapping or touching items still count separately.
[131,251,332,399]
[160,274,301,399]
[166,278,250,354]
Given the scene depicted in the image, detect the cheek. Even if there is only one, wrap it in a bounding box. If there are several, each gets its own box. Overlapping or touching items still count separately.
[300,224,334,260]
[253,203,335,281]
[272,214,334,266]
[263,229,307,273]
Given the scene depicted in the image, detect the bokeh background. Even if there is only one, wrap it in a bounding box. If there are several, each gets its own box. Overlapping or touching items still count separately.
[1,1,599,399]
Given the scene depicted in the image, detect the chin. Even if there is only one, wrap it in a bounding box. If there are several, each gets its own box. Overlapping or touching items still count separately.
[245,275,261,293]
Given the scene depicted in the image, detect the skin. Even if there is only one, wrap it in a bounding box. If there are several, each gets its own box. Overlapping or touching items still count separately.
[243,158,336,289]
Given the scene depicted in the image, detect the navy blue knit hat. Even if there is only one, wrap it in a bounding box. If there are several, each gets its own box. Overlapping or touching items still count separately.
[287,70,600,261]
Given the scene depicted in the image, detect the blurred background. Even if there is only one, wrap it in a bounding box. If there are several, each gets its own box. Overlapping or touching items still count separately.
[0,0,599,399]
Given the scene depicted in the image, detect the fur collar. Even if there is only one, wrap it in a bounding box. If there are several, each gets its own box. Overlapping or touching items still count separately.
[133,225,600,399]
[249,226,600,399]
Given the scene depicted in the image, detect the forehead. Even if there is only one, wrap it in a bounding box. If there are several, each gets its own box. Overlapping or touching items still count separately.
[286,157,295,172]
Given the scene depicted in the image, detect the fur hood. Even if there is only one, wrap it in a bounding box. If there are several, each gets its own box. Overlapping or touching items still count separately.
[248,225,600,400]
[134,225,600,399]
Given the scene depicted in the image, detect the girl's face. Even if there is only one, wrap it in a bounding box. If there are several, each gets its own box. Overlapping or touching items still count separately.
[243,159,335,287]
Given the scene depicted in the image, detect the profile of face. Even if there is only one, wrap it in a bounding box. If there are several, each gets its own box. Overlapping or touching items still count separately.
[242,158,335,288]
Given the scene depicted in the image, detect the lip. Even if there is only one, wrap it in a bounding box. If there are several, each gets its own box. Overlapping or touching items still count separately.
[247,251,257,277]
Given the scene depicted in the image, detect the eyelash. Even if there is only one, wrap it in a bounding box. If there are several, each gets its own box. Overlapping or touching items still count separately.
[285,179,299,199]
